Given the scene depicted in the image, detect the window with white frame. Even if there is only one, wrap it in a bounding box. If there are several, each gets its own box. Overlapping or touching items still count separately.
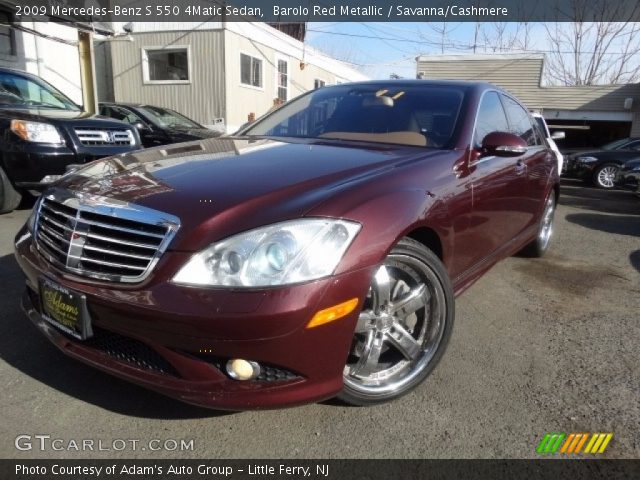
[240,53,263,88]
[143,47,190,83]
[277,59,288,101]
[0,11,16,56]
[314,79,326,89]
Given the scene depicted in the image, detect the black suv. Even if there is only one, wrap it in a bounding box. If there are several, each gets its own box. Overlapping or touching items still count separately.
[0,67,141,213]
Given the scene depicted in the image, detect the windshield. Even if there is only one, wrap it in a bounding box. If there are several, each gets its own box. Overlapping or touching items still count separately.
[242,84,465,148]
[139,106,202,129]
[601,138,630,150]
[0,71,80,110]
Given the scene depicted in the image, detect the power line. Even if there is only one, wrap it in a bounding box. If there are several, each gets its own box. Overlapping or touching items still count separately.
[306,27,640,56]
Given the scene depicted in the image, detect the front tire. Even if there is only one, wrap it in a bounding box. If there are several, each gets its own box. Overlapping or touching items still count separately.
[338,238,454,406]
[593,163,619,189]
[0,166,22,214]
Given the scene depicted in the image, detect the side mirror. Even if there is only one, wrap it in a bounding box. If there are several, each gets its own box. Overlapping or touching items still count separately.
[551,131,565,140]
[134,122,150,132]
[482,131,527,157]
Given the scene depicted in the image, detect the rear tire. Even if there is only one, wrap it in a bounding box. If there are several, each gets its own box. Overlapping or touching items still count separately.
[338,238,454,406]
[592,163,619,189]
[520,193,555,258]
[0,166,21,214]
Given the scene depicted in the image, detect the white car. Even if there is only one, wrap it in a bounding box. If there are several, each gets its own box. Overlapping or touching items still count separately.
[532,112,565,174]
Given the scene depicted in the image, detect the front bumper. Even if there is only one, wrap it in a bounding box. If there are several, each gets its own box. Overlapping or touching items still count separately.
[615,170,640,194]
[15,227,374,409]
[563,157,597,179]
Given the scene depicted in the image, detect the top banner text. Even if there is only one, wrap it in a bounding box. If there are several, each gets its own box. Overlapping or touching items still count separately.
[4,0,640,22]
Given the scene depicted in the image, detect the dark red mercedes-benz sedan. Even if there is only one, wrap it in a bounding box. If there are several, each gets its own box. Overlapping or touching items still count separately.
[14,81,559,409]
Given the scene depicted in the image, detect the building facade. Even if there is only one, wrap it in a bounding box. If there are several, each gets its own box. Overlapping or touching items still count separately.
[101,22,369,132]
[0,15,83,104]
[416,54,640,148]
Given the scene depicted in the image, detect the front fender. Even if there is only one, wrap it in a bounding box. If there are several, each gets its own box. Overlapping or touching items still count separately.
[309,187,452,275]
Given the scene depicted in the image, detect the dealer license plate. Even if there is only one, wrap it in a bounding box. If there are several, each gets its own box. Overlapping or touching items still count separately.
[39,277,93,340]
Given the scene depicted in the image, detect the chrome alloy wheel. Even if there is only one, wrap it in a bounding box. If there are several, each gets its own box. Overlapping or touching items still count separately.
[343,252,448,398]
[538,194,555,251]
[596,165,618,189]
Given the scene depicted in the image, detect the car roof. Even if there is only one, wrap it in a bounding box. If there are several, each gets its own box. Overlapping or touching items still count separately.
[328,79,497,92]
[100,102,147,108]
[0,66,45,81]
[0,66,29,74]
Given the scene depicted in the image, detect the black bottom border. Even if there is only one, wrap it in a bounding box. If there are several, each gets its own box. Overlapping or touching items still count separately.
[3,459,640,480]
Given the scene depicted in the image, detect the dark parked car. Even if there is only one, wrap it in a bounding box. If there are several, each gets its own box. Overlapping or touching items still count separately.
[99,103,222,148]
[0,67,141,213]
[564,137,640,189]
[14,81,559,409]
[615,158,640,196]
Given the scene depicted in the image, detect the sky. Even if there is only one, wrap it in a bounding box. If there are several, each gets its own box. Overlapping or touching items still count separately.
[304,22,640,85]
[305,22,549,79]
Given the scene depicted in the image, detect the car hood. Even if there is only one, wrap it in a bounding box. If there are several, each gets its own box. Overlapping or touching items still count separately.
[570,149,622,159]
[55,137,439,251]
[167,127,221,139]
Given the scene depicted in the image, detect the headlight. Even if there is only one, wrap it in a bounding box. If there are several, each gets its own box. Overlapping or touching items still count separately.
[577,156,598,163]
[172,218,361,287]
[10,120,63,144]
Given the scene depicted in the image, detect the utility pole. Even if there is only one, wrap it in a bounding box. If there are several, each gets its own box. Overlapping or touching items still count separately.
[78,30,98,114]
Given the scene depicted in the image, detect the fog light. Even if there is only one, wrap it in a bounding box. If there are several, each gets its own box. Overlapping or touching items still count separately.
[226,359,260,381]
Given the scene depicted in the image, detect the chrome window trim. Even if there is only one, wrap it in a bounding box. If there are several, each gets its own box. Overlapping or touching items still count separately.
[469,156,497,167]
[34,187,180,284]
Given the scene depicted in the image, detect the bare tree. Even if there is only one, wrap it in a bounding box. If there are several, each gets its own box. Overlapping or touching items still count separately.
[427,23,464,54]
[311,39,361,66]
[478,22,533,53]
[544,1,640,85]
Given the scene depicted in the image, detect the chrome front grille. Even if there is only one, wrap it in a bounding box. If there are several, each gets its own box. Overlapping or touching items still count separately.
[34,192,179,283]
[74,127,136,146]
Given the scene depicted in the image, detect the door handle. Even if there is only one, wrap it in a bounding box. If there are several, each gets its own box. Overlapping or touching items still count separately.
[515,160,527,175]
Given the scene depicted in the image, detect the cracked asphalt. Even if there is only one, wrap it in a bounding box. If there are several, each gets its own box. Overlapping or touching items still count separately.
[1,179,638,459]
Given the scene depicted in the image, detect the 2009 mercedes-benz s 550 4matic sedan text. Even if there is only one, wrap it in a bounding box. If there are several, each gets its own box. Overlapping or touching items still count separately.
[14,81,559,409]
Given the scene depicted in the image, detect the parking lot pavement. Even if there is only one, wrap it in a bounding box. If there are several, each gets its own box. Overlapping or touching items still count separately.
[0,181,638,459]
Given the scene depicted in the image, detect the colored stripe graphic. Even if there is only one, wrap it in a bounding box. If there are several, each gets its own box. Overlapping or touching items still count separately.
[560,433,576,453]
[539,432,613,455]
[573,433,589,454]
[559,433,589,454]
[584,433,614,454]
[536,433,565,454]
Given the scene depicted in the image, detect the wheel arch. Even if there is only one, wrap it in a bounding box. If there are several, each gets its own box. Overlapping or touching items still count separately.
[406,226,443,262]
[322,186,454,276]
